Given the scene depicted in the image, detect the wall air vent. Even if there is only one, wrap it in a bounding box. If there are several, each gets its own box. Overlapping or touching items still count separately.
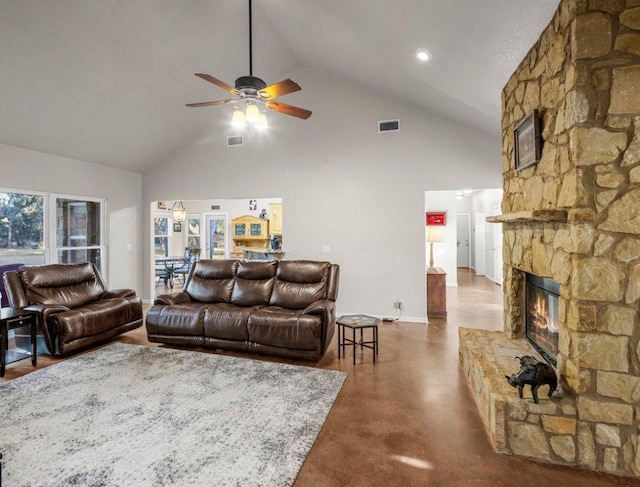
[378,119,400,133]
[227,135,244,147]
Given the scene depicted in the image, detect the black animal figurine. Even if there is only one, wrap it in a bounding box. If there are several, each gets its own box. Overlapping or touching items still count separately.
[505,355,557,404]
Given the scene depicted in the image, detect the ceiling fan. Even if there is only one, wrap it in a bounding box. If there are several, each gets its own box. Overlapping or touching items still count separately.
[186,0,311,125]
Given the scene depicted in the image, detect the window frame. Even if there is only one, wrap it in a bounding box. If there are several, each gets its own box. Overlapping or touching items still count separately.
[0,188,108,276]
[186,214,201,250]
[49,193,108,275]
[153,211,172,258]
[0,187,47,266]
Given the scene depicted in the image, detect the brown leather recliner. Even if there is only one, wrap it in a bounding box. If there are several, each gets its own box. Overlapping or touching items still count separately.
[3,262,143,355]
[146,259,340,361]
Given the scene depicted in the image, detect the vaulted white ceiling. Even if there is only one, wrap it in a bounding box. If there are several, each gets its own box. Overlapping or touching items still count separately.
[0,0,559,172]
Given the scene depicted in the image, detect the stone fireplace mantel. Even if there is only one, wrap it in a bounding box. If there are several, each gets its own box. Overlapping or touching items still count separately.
[486,210,568,224]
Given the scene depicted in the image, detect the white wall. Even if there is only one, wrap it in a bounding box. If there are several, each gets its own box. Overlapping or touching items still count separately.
[0,143,142,291]
[142,66,502,321]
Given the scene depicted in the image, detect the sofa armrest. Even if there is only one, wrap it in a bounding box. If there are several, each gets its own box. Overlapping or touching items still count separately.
[102,288,137,300]
[24,304,71,354]
[25,303,71,319]
[154,292,191,305]
[302,298,334,316]
[302,299,336,354]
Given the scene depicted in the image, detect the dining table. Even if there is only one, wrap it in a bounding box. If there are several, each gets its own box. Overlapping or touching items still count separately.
[155,256,188,288]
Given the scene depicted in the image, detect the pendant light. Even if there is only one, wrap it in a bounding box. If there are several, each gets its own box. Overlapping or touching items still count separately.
[171,201,186,223]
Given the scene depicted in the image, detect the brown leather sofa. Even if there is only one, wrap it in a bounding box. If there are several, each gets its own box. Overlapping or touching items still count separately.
[146,259,340,361]
[3,262,143,355]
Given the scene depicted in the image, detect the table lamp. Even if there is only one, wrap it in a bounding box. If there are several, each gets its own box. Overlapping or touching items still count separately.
[425,226,444,269]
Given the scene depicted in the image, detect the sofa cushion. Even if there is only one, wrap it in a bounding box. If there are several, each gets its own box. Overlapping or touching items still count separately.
[270,261,330,310]
[186,260,238,303]
[145,303,205,337]
[20,262,105,308]
[202,303,257,341]
[247,307,322,351]
[230,261,277,306]
[52,298,134,342]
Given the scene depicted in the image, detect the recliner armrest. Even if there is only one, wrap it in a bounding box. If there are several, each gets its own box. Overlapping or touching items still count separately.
[25,303,71,318]
[24,304,71,354]
[102,288,138,300]
[302,299,334,315]
[302,299,336,354]
[154,292,191,305]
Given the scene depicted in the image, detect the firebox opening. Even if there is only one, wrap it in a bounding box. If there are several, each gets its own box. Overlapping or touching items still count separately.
[525,273,560,368]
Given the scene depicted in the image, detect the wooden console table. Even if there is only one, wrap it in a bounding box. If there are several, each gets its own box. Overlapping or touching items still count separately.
[426,267,447,319]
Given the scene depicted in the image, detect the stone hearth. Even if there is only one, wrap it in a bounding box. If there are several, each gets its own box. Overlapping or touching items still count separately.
[459,329,580,463]
[460,0,640,478]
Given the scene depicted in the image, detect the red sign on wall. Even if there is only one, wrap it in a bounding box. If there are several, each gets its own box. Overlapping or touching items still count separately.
[426,212,446,226]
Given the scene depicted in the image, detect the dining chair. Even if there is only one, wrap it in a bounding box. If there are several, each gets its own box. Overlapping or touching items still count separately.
[174,247,201,284]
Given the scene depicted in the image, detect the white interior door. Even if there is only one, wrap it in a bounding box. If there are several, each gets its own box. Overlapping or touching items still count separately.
[474,213,486,276]
[493,205,503,285]
[456,214,470,268]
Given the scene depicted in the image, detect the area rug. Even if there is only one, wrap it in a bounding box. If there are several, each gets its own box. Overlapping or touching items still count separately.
[0,343,346,487]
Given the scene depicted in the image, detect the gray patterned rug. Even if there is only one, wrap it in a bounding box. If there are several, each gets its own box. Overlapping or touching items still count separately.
[0,343,346,487]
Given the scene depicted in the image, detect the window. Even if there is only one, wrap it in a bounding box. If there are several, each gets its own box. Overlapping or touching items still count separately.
[0,191,45,265]
[0,189,106,274]
[187,216,201,249]
[154,215,171,257]
[54,198,104,271]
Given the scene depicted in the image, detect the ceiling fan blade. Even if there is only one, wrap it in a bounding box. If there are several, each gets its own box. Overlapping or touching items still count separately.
[265,101,312,119]
[258,79,301,99]
[194,74,241,95]
[185,99,237,108]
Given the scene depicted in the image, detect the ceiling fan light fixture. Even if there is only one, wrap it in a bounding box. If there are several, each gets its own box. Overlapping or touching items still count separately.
[232,109,247,127]
[256,113,268,129]
[245,104,260,124]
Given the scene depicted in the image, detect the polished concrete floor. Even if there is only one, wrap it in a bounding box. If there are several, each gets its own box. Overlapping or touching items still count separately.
[2,269,637,486]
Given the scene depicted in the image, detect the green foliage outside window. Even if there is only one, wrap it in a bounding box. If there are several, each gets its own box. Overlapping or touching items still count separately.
[0,193,44,249]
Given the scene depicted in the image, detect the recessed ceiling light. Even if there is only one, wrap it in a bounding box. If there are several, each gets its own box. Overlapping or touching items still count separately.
[463,189,473,194]
[416,49,431,61]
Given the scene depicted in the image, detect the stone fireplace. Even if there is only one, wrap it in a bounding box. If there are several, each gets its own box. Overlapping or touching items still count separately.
[459,0,640,478]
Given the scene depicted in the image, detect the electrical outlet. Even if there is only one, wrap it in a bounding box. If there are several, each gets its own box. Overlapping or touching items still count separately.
[398,298,404,310]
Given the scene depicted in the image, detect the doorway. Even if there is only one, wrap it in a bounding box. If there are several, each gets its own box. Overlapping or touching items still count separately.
[456,214,470,268]
[205,213,228,259]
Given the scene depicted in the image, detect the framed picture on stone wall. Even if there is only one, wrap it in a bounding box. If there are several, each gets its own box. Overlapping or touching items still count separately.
[514,109,541,171]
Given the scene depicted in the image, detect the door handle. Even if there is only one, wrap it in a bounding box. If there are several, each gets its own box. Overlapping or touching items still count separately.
[457,240,460,247]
